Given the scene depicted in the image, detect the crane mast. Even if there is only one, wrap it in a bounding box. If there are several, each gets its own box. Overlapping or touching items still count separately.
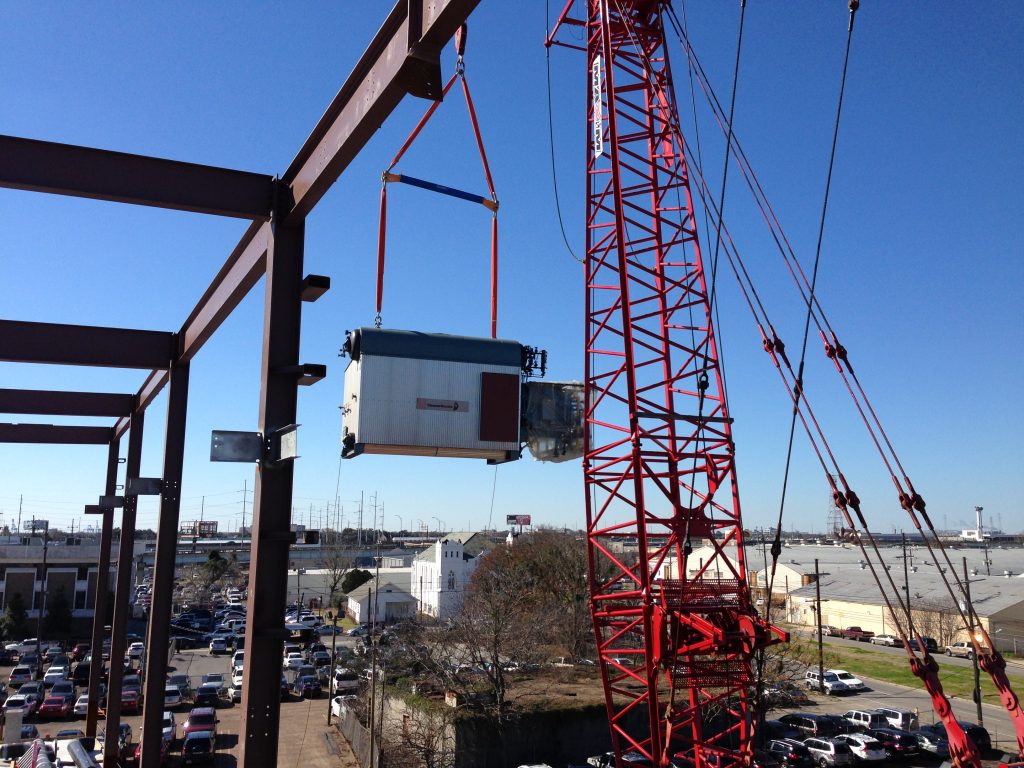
[548,1,784,765]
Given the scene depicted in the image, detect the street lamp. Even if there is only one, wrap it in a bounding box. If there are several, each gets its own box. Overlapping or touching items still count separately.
[325,610,339,725]
[433,517,443,534]
[394,514,403,534]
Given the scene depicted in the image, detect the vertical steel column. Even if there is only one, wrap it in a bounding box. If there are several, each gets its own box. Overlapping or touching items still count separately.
[140,357,190,768]
[239,208,304,768]
[104,407,145,767]
[86,437,120,738]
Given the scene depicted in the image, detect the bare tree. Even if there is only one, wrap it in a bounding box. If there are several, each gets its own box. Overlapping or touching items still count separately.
[887,597,962,647]
[382,704,456,768]
[319,547,353,610]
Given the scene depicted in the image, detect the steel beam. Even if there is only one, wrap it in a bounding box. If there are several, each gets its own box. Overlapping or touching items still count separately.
[103,408,144,767]
[239,212,304,768]
[0,135,275,219]
[0,388,133,417]
[86,439,120,738]
[0,423,112,444]
[0,320,174,369]
[282,0,481,223]
[139,359,189,768]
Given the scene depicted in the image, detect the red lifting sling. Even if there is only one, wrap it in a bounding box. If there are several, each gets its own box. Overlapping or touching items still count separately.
[375,25,500,338]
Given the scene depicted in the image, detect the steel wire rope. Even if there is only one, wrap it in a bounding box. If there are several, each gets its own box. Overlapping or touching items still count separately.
[767,0,858,600]
[546,0,583,264]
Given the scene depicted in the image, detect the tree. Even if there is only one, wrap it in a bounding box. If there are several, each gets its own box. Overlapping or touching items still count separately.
[1,593,29,640]
[197,549,237,594]
[382,704,456,768]
[44,587,73,641]
[341,568,373,595]
[887,597,963,647]
[319,548,353,609]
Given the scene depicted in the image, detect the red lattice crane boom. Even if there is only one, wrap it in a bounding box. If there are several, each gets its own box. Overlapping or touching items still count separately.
[549,2,784,765]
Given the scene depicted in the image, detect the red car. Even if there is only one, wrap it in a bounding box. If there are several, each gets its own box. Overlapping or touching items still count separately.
[183,707,218,738]
[71,643,90,662]
[38,696,73,719]
[134,739,170,765]
[121,690,141,714]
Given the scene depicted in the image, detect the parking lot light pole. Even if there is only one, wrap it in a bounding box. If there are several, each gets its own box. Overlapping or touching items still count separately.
[325,611,338,725]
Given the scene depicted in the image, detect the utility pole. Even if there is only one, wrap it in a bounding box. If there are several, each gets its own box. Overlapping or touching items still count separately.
[17,495,22,534]
[33,518,50,668]
[241,479,247,536]
[902,532,914,636]
[962,557,984,726]
[815,558,824,694]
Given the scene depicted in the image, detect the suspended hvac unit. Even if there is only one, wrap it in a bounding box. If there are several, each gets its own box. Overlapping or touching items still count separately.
[521,380,585,462]
[341,328,543,463]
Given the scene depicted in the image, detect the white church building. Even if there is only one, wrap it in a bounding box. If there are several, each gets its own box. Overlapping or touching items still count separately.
[411,532,494,620]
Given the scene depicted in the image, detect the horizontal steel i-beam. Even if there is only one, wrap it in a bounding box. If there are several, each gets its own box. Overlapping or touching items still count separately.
[0,135,275,220]
[0,388,133,417]
[0,423,113,444]
[0,320,174,369]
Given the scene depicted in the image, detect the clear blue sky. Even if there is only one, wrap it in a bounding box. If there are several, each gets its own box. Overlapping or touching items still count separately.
[1,2,1021,537]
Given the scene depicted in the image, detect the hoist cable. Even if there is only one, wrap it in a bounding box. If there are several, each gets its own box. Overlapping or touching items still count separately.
[769,0,858,574]
[546,0,582,264]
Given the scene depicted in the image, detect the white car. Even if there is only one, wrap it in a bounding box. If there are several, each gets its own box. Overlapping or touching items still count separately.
[330,694,357,719]
[209,638,228,655]
[164,685,183,709]
[162,711,177,742]
[332,668,359,694]
[228,683,243,703]
[202,673,227,693]
[127,642,146,659]
[834,734,886,762]
[231,669,244,688]
[231,651,244,671]
[828,668,866,692]
[73,695,90,716]
[43,666,68,686]
[283,653,304,671]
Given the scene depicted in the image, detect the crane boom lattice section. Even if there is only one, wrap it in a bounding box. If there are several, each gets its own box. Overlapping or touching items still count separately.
[581,2,783,765]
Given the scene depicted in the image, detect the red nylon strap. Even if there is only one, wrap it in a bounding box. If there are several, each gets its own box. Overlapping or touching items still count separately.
[375,43,500,337]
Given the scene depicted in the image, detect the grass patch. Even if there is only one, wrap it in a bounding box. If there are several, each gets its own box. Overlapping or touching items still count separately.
[792,639,1024,701]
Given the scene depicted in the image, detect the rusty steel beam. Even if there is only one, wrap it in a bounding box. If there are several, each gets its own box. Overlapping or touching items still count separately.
[140,360,189,768]
[0,135,275,219]
[104,408,144,767]
[114,370,169,439]
[239,214,305,768]
[0,423,112,444]
[282,0,481,223]
[0,388,133,417]
[86,439,120,738]
[179,220,270,361]
[0,320,174,369]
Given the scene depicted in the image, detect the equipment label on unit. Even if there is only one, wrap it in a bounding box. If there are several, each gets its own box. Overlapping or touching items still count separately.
[592,55,603,157]
[416,398,469,413]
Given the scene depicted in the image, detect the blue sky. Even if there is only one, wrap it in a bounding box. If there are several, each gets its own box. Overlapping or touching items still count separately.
[1,2,1021,537]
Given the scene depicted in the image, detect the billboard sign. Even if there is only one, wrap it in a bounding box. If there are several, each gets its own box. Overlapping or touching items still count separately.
[506,514,532,526]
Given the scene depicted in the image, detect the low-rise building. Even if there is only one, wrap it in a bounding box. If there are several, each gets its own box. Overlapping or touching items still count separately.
[411,532,495,620]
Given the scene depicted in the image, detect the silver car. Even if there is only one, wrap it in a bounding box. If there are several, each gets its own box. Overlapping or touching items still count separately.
[803,738,854,767]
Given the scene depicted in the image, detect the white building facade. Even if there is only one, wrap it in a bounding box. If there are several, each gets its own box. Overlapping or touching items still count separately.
[411,533,492,620]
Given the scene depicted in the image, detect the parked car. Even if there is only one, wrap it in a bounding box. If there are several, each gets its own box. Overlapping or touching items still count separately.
[167,673,193,699]
[804,670,850,695]
[71,643,90,661]
[162,710,177,742]
[843,709,888,731]
[875,707,917,732]
[9,665,34,688]
[778,714,840,739]
[867,728,921,759]
[331,694,357,720]
[293,675,321,698]
[209,638,228,655]
[193,683,221,708]
[766,738,813,767]
[121,689,142,713]
[945,641,985,659]
[73,694,90,716]
[929,721,991,753]
[181,731,216,764]
[914,725,950,758]
[802,738,854,767]
[4,694,38,717]
[165,685,183,709]
[346,625,369,637]
[764,720,802,741]
[906,636,938,653]
[50,680,76,703]
[228,682,243,703]
[841,627,875,642]
[183,707,219,738]
[202,673,227,693]
[280,675,291,700]
[38,695,73,719]
[231,651,244,671]
[821,626,843,637]
[869,634,897,646]
[828,670,866,692]
[833,734,886,763]
[333,668,359,694]
[283,652,305,671]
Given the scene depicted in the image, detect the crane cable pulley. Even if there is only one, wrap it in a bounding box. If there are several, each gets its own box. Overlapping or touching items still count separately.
[374,24,500,338]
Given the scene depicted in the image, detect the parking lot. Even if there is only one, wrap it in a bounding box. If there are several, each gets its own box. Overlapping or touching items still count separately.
[2,644,359,767]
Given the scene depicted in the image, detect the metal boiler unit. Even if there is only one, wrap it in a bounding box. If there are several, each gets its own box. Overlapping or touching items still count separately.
[341,327,530,463]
